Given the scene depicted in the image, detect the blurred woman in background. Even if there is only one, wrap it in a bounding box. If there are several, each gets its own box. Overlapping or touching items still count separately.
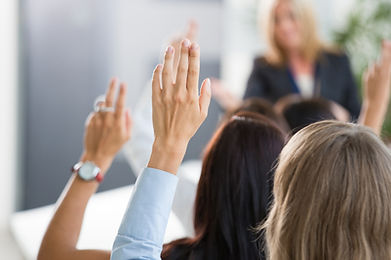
[244,0,361,118]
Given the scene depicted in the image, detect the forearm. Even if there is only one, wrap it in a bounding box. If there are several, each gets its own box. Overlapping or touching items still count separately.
[38,175,101,260]
[38,153,111,260]
[359,100,389,135]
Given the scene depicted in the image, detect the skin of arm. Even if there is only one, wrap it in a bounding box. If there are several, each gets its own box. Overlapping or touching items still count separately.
[359,41,391,135]
[37,79,132,260]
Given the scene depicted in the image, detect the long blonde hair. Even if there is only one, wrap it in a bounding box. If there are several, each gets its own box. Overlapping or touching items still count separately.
[260,0,324,66]
[261,121,391,259]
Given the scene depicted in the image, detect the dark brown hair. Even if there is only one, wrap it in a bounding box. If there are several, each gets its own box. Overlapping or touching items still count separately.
[162,112,286,260]
[281,98,336,135]
[227,97,290,133]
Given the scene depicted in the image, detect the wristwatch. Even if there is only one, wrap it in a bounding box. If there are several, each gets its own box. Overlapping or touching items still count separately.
[72,161,104,183]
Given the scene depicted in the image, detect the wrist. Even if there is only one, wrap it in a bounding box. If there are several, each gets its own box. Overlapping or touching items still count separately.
[80,152,113,175]
[362,100,388,120]
[147,138,188,175]
[153,137,189,154]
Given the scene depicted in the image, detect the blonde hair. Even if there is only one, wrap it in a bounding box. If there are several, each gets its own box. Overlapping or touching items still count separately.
[261,121,391,260]
[260,0,324,66]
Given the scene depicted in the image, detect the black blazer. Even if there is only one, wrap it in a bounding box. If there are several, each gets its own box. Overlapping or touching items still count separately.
[244,51,361,118]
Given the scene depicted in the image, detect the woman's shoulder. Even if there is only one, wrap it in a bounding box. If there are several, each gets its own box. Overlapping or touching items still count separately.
[252,56,286,73]
[320,48,351,66]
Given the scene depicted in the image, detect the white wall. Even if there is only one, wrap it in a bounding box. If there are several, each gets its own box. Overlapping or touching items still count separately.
[0,0,19,229]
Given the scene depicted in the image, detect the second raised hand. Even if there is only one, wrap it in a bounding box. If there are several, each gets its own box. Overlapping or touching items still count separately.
[148,39,211,175]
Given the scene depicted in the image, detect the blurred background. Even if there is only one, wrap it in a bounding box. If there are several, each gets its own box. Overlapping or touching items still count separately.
[1,0,390,258]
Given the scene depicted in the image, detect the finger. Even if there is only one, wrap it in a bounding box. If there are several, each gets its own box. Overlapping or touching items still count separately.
[115,83,127,118]
[125,109,132,139]
[152,64,163,102]
[85,112,96,127]
[186,20,198,42]
[363,68,370,84]
[105,78,118,108]
[199,78,212,119]
[187,42,200,95]
[175,39,191,90]
[381,40,391,71]
[95,101,106,121]
[162,46,175,89]
[367,63,375,77]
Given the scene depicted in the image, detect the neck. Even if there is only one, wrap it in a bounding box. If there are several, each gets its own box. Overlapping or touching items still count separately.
[287,49,305,63]
[287,50,314,75]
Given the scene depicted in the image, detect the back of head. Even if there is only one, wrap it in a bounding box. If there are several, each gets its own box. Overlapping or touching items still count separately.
[280,98,336,135]
[163,112,286,260]
[227,97,289,133]
[263,121,391,260]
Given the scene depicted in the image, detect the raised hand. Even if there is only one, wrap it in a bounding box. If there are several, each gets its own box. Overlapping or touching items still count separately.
[360,40,391,135]
[364,41,391,106]
[148,39,211,174]
[82,78,132,174]
[210,78,241,111]
[169,20,198,77]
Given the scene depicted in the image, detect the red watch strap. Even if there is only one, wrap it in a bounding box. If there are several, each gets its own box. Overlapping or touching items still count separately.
[95,172,104,183]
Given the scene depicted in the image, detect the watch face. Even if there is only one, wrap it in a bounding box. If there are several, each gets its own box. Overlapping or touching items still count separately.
[78,161,100,181]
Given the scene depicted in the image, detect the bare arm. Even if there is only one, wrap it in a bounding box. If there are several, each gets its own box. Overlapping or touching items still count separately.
[38,175,110,260]
[38,79,132,260]
[359,41,391,135]
[111,39,211,260]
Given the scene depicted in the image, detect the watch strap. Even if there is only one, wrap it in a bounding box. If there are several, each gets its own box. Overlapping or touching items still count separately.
[95,172,104,183]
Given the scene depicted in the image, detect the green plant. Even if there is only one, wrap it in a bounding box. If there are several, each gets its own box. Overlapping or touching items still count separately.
[333,0,391,136]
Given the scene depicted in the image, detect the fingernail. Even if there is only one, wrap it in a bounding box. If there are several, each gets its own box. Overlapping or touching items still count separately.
[154,64,162,74]
[191,42,199,50]
[111,77,118,84]
[166,45,173,54]
[205,78,211,94]
[183,39,191,48]
[120,82,127,89]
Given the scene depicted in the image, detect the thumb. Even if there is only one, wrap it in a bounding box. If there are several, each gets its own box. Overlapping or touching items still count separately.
[199,78,211,119]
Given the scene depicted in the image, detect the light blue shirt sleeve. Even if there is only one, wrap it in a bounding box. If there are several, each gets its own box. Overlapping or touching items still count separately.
[111,167,178,260]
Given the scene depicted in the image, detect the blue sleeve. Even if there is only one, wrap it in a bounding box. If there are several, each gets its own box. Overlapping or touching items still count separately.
[111,168,179,260]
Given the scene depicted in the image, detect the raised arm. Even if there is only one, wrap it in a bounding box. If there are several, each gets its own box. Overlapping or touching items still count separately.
[111,39,211,260]
[38,79,132,260]
[123,21,199,176]
[359,41,391,135]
